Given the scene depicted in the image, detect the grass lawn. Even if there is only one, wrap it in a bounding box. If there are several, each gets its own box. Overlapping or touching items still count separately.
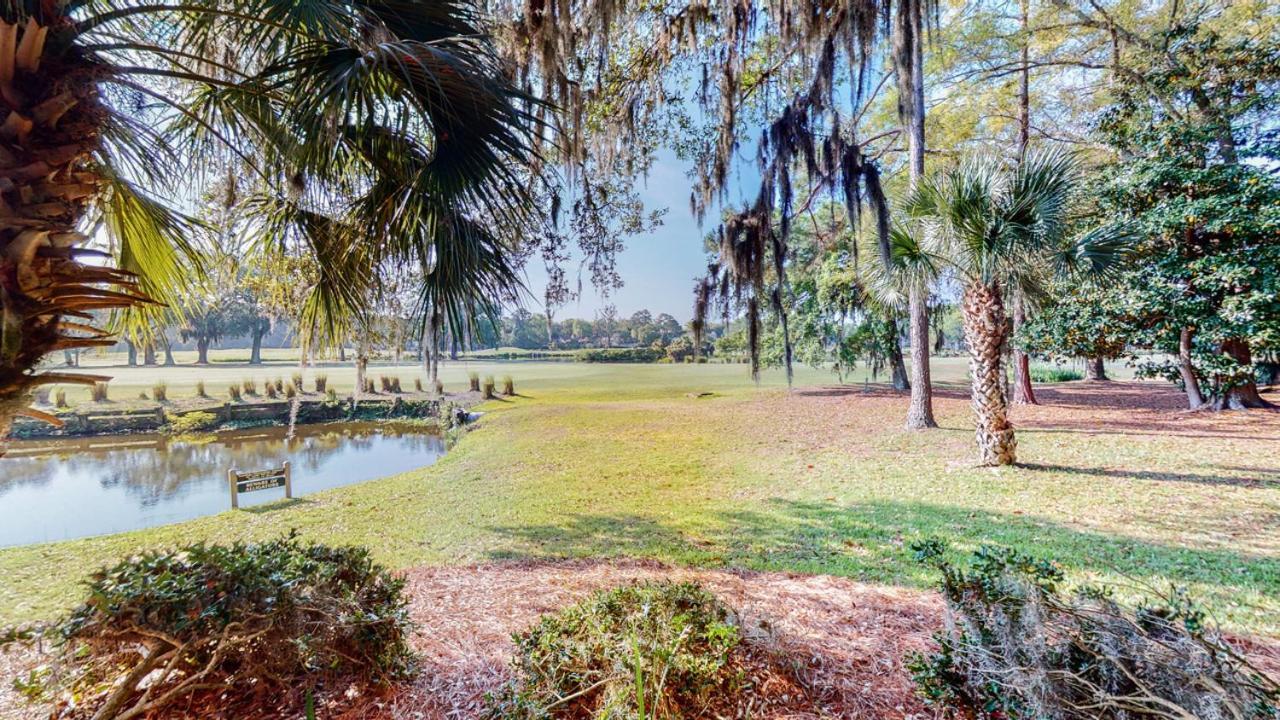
[1,359,1276,639]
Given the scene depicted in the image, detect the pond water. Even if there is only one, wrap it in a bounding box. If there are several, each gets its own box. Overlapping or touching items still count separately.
[0,423,446,547]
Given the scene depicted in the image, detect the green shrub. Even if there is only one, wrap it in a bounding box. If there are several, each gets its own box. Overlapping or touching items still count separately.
[1029,365,1083,383]
[315,374,328,393]
[907,541,1280,719]
[482,376,496,399]
[39,534,414,719]
[90,382,108,402]
[502,376,514,395]
[574,347,663,363]
[485,582,753,720]
[166,410,219,434]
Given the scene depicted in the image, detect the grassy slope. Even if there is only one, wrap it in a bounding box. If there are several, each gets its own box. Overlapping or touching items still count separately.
[2,360,1277,638]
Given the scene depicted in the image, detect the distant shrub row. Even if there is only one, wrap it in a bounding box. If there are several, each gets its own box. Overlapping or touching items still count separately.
[574,347,664,363]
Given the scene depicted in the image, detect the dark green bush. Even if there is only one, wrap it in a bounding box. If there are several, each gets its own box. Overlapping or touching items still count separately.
[908,541,1280,719]
[485,582,757,720]
[574,348,663,363]
[43,533,415,719]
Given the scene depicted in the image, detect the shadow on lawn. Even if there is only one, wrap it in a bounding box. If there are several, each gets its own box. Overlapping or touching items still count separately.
[484,498,1278,604]
[1019,462,1279,489]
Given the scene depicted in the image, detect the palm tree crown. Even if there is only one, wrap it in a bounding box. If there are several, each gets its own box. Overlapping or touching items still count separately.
[0,0,542,429]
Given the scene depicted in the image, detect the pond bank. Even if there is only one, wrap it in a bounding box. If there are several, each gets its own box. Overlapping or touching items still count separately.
[5,391,480,440]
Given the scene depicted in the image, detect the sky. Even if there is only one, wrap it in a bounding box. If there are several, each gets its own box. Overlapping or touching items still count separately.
[519,151,710,324]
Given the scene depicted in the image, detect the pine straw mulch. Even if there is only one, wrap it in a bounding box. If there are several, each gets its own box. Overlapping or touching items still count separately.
[0,560,941,720]
[352,559,943,720]
[3,559,1279,719]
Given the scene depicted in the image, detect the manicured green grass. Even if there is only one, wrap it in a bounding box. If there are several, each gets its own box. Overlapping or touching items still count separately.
[2,361,1273,639]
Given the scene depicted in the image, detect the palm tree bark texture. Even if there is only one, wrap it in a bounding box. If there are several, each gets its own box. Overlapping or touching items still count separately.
[0,18,120,436]
[962,281,1017,466]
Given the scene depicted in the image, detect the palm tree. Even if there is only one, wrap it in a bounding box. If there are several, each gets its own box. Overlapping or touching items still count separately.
[907,151,1079,466]
[0,1,539,435]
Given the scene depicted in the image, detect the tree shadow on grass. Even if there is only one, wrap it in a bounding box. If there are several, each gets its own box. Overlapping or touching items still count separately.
[1018,462,1279,489]
[483,498,1279,617]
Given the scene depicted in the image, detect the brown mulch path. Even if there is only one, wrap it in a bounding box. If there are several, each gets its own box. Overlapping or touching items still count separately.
[356,559,943,719]
[4,561,1279,720]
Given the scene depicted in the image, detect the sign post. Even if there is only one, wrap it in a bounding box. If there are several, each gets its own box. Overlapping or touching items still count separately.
[228,462,293,509]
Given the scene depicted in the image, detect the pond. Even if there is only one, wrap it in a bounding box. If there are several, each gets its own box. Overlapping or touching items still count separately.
[0,422,446,547]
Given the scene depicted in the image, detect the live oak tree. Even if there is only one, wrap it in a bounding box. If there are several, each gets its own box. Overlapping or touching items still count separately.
[0,1,542,438]
[1091,15,1280,410]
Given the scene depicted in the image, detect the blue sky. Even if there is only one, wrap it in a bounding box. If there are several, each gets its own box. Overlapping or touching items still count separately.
[521,150,713,323]
[521,145,767,323]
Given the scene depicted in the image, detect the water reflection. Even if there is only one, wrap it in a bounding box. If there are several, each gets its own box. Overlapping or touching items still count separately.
[0,423,445,547]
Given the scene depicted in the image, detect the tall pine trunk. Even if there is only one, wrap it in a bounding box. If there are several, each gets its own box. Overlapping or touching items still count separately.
[962,282,1016,466]
[1012,293,1037,404]
[894,0,936,429]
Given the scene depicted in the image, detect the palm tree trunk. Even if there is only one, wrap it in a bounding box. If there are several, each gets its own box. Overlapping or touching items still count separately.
[1,21,129,429]
[962,282,1017,466]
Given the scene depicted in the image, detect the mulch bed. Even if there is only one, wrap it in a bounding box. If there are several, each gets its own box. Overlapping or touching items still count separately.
[0,560,942,720]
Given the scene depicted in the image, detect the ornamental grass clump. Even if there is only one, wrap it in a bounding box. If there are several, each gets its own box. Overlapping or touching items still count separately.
[285,382,297,399]
[1029,365,1084,383]
[315,374,328,393]
[908,540,1280,719]
[33,534,415,720]
[291,372,303,391]
[433,379,444,396]
[266,383,279,399]
[482,376,496,399]
[502,376,514,395]
[414,377,423,392]
[486,582,786,720]
[469,371,480,392]
[195,380,207,398]
[55,389,67,408]
[242,379,257,396]
[228,384,242,402]
[90,382,108,402]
